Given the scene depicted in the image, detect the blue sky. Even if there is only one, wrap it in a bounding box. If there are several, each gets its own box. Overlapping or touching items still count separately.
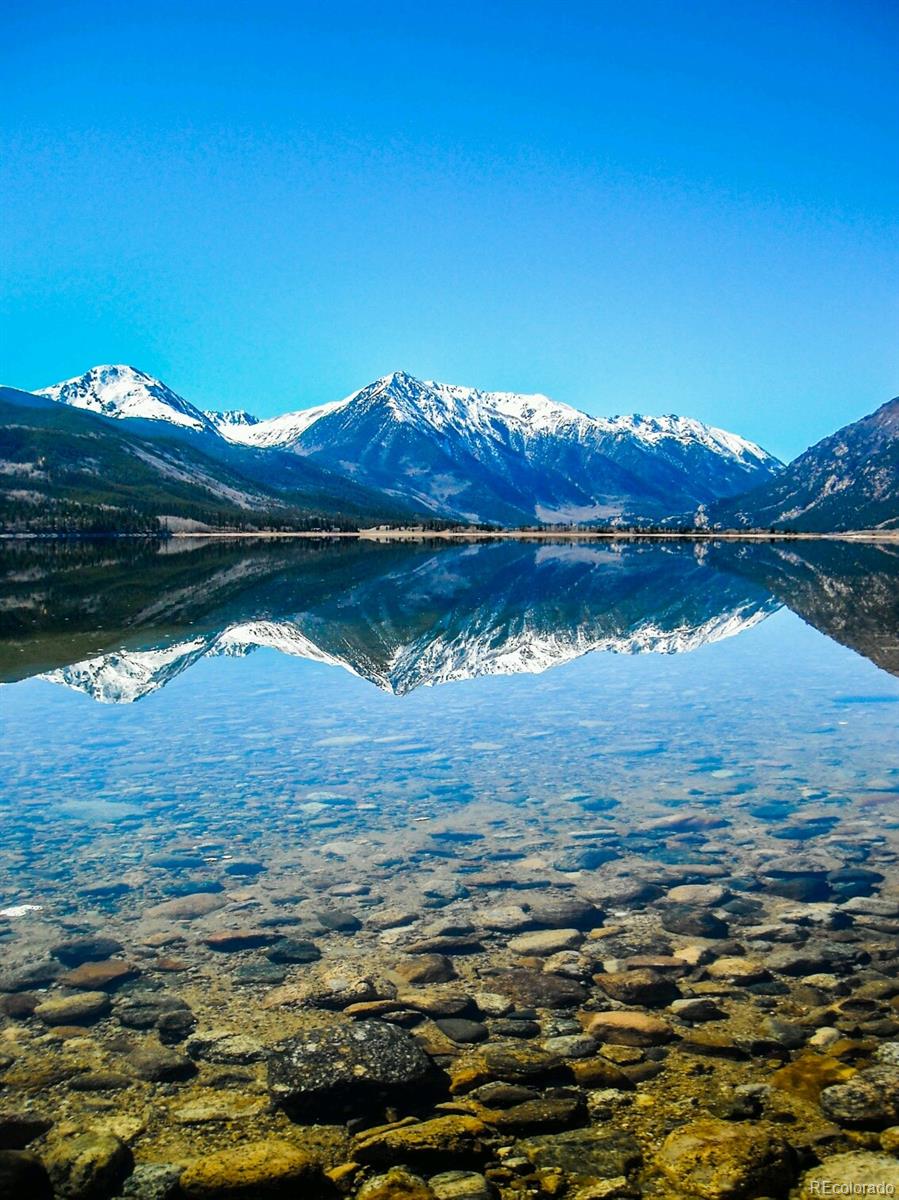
[2,0,896,461]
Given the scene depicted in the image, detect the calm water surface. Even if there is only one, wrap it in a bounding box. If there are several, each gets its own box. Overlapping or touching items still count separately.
[1,537,898,1197]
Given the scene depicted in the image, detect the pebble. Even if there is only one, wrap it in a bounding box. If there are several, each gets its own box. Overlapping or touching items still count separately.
[353,1114,487,1166]
[128,1042,197,1083]
[146,894,226,920]
[594,969,679,1007]
[429,1169,496,1199]
[435,1018,489,1044]
[396,954,457,985]
[508,929,583,956]
[59,959,139,991]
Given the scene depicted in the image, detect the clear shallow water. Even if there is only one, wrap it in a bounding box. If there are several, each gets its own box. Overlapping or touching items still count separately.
[1,537,898,1197]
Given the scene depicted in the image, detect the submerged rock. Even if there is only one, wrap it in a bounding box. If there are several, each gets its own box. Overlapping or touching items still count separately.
[51,936,124,967]
[821,1065,899,1127]
[44,1131,133,1200]
[594,969,679,1007]
[34,991,111,1026]
[580,1011,675,1047]
[357,1167,435,1199]
[128,1042,197,1083]
[354,1115,489,1168]
[0,1112,53,1149]
[428,1170,495,1200]
[517,1127,641,1186]
[268,1019,439,1120]
[800,1152,899,1195]
[118,1162,183,1199]
[59,959,139,991]
[179,1139,319,1198]
[483,969,586,1009]
[653,1117,793,1199]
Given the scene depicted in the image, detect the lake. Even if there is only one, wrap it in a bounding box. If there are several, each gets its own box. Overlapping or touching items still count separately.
[1,536,898,1199]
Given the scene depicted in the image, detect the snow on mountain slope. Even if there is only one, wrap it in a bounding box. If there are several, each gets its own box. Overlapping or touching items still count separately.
[223,371,781,523]
[219,370,775,471]
[204,409,260,432]
[35,365,782,524]
[216,398,349,447]
[37,365,217,434]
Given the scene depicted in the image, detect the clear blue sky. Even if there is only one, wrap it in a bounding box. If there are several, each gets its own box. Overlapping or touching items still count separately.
[2,0,896,460]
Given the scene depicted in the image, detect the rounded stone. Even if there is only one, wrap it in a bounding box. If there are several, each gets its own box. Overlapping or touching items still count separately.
[508,929,583,956]
[34,991,111,1026]
[51,936,124,968]
[353,1115,487,1168]
[44,1132,133,1200]
[268,1019,438,1120]
[429,1170,495,1199]
[654,1118,794,1199]
[59,960,139,991]
[395,955,457,985]
[434,1019,489,1044]
[179,1139,317,1198]
[581,1011,675,1047]
[801,1152,899,1195]
[704,957,769,985]
[594,969,679,1007]
[665,884,728,906]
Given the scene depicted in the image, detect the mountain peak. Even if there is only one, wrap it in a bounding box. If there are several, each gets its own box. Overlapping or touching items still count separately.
[205,408,260,430]
[37,364,216,433]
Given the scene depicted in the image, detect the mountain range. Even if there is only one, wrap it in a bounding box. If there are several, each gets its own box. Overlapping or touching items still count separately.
[2,362,896,531]
[5,363,778,530]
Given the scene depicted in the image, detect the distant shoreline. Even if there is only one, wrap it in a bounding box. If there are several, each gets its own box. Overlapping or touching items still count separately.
[183,528,899,542]
[2,528,897,543]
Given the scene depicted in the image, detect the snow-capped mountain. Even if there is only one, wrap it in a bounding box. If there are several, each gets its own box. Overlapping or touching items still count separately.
[216,371,782,524]
[34,365,782,525]
[36,365,218,434]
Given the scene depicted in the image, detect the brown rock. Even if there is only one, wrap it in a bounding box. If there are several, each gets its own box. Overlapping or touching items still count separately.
[594,970,679,1007]
[354,1116,488,1167]
[395,955,457,986]
[484,969,586,1009]
[33,992,111,1026]
[146,893,226,920]
[704,957,770,985]
[59,960,138,991]
[580,1011,675,1047]
[202,930,279,952]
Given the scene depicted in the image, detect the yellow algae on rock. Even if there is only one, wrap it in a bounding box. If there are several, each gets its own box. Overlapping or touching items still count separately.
[179,1138,319,1197]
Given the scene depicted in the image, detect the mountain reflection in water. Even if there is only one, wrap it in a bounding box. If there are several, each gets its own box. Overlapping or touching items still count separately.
[0,536,897,702]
